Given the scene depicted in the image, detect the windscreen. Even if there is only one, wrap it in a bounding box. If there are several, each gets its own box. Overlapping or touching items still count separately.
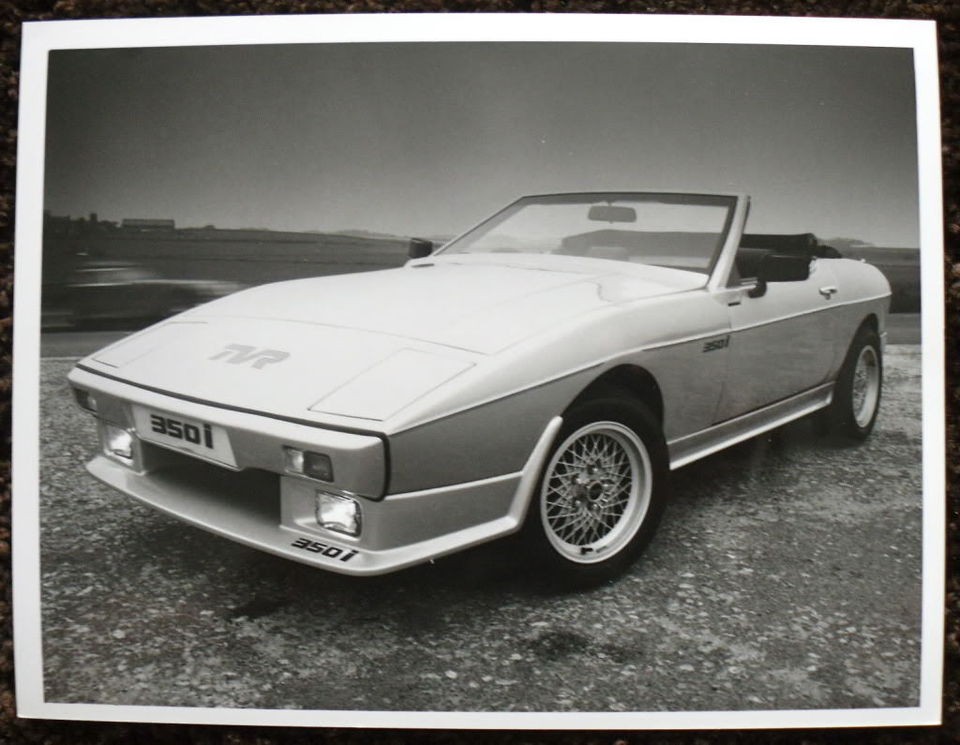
[441,193,736,274]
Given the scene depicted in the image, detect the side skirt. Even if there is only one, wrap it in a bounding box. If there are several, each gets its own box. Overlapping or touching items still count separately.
[667,383,834,470]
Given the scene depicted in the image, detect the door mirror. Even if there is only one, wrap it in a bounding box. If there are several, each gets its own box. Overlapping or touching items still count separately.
[408,238,434,259]
[748,253,811,298]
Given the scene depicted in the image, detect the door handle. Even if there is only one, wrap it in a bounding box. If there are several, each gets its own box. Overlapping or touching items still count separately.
[819,286,838,299]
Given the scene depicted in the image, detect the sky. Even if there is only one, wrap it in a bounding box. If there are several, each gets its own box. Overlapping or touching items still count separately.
[44,42,919,246]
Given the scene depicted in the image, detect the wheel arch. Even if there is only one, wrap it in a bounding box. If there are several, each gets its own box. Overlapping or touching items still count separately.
[848,312,881,356]
[861,313,879,335]
[569,365,665,425]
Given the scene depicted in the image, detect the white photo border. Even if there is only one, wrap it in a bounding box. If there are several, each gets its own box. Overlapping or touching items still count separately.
[13,12,945,729]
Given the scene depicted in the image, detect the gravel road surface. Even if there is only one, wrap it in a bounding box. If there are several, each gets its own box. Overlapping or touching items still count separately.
[37,349,924,713]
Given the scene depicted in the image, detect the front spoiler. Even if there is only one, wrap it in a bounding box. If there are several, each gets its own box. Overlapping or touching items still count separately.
[87,416,562,576]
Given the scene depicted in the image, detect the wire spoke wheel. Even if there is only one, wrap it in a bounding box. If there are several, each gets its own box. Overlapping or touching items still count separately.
[819,324,883,442]
[851,345,880,428]
[540,421,652,564]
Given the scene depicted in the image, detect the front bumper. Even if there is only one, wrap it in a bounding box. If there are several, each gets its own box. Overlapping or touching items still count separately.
[71,367,563,576]
[87,454,532,575]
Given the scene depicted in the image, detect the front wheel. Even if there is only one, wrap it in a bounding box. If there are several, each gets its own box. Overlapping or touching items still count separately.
[524,395,669,587]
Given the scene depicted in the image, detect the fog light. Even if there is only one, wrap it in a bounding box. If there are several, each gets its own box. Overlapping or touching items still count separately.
[316,491,361,536]
[284,447,334,482]
[103,423,134,463]
[73,387,98,413]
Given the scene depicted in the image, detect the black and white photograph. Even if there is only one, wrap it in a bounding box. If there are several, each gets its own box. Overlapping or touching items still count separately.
[12,14,944,729]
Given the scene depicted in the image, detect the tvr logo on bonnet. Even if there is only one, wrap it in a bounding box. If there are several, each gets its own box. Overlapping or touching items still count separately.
[210,344,290,370]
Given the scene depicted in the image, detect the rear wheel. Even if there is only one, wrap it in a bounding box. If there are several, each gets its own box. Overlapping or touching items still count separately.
[821,324,883,441]
[525,395,669,587]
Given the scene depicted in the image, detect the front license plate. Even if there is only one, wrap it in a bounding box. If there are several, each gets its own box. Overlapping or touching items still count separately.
[132,406,237,467]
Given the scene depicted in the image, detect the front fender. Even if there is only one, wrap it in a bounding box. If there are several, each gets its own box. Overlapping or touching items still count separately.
[387,370,594,494]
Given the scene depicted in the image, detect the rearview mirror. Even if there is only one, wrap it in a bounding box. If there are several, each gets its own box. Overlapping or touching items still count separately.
[408,238,434,259]
[748,253,811,298]
[587,205,637,223]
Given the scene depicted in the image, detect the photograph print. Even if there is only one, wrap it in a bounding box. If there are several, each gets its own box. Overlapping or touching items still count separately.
[15,15,943,729]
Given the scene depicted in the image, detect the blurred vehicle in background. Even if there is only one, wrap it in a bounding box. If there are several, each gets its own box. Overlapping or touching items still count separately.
[42,262,245,330]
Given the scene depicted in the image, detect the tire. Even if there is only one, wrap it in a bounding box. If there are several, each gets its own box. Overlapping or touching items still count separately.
[524,393,670,588]
[821,324,882,441]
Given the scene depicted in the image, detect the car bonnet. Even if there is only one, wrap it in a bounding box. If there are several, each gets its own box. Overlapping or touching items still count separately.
[75,260,702,424]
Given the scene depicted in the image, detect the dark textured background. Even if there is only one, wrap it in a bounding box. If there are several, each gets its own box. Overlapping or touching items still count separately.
[0,2,955,743]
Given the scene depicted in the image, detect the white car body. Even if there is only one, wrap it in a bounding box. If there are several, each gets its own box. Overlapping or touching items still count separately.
[68,192,891,577]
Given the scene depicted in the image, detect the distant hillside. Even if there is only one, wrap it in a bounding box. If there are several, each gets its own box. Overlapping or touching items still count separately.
[834,244,920,265]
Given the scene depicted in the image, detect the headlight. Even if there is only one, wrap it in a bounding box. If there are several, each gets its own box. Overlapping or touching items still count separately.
[283,447,334,482]
[316,491,361,536]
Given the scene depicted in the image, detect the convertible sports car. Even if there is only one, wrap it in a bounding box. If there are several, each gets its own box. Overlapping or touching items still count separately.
[68,192,890,584]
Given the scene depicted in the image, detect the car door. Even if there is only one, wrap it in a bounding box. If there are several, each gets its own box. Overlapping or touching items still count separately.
[713,259,839,422]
